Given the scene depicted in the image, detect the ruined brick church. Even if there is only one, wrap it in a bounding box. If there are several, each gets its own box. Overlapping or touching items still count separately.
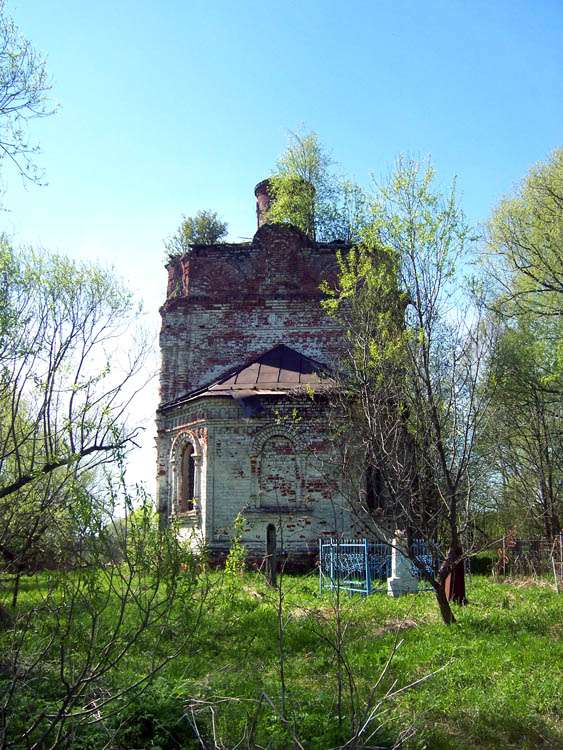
[156,181,360,565]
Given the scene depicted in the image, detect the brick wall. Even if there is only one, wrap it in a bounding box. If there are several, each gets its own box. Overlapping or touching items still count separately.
[159,224,347,404]
[157,396,357,565]
[156,221,359,565]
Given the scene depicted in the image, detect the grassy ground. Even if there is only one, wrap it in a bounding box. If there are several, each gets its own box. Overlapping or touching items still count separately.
[2,572,562,749]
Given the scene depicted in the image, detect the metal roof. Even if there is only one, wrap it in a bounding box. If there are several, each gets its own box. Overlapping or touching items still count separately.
[158,344,333,412]
[206,344,326,392]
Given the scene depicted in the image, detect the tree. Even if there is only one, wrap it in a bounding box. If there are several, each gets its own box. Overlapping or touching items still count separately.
[486,147,563,319]
[479,316,561,539]
[165,209,228,257]
[0,243,209,748]
[323,157,491,625]
[0,240,148,582]
[481,148,562,537]
[0,468,207,749]
[267,129,368,242]
[0,0,55,182]
[478,149,563,539]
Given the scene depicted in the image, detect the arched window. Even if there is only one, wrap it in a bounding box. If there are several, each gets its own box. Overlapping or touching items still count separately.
[259,435,298,507]
[180,443,195,512]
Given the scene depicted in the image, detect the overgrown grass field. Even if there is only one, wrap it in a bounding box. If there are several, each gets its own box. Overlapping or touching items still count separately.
[2,572,562,749]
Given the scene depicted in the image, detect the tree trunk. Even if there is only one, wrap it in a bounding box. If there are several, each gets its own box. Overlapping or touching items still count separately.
[434,581,456,625]
[266,524,277,587]
[445,559,467,605]
[434,582,456,625]
[266,552,277,587]
[434,544,467,623]
[11,571,21,609]
[0,603,13,628]
[440,545,468,605]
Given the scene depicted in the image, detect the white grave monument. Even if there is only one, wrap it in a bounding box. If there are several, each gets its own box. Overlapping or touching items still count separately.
[387,530,418,597]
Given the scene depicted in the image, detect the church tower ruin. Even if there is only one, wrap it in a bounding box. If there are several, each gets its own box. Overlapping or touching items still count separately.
[156,182,357,565]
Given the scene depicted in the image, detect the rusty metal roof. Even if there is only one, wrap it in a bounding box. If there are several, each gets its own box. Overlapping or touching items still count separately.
[207,344,326,392]
[158,345,333,412]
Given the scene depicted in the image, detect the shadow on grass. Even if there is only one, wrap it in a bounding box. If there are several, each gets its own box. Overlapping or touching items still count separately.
[459,609,559,638]
[432,710,563,750]
[0,574,55,596]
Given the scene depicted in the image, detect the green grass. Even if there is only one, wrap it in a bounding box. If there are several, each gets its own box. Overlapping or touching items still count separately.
[2,572,562,749]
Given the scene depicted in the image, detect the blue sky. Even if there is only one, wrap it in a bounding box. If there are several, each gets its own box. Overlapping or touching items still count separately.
[3,0,562,489]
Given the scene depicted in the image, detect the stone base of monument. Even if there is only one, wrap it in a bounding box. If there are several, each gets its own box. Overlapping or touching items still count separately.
[387,534,419,597]
[386,574,418,597]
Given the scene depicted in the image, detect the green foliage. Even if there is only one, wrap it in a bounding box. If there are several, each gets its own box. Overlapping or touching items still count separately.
[2,573,560,749]
[267,130,326,238]
[480,148,563,537]
[0,241,144,583]
[109,681,197,749]
[1,241,133,362]
[0,236,18,343]
[374,157,479,460]
[224,512,247,578]
[267,129,368,242]
[373,156,472,317]
[469,550,497,575]
[0,476,204,748]
[323,156,482,563]
[486,146,563,318]
[0,0,56,183]
[165,209,228,257]
[323,154,473,376]
[321,242,409,382]
[479,315,562,537]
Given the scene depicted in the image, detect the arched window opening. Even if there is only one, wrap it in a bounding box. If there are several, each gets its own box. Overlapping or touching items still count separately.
[366,465,385,512]
[259,435,298,507]
[180,443,195,511]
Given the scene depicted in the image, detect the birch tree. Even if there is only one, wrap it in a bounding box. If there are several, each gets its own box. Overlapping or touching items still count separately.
[323,157,492,624]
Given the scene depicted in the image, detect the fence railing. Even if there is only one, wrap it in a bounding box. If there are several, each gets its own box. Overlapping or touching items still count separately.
[319,537,437,596]
[496,533,563,586]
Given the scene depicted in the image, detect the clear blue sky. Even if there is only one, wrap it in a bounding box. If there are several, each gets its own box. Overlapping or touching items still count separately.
[3,0,562,489]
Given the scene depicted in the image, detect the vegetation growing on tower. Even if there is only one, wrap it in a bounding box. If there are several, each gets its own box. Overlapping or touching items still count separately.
[165,209,228,258]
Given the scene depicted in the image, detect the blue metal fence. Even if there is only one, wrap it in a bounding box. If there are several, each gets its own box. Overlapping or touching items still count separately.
[319,537,436,596]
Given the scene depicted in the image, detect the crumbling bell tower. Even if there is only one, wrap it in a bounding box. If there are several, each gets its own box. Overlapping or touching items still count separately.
[156,181,357,566]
